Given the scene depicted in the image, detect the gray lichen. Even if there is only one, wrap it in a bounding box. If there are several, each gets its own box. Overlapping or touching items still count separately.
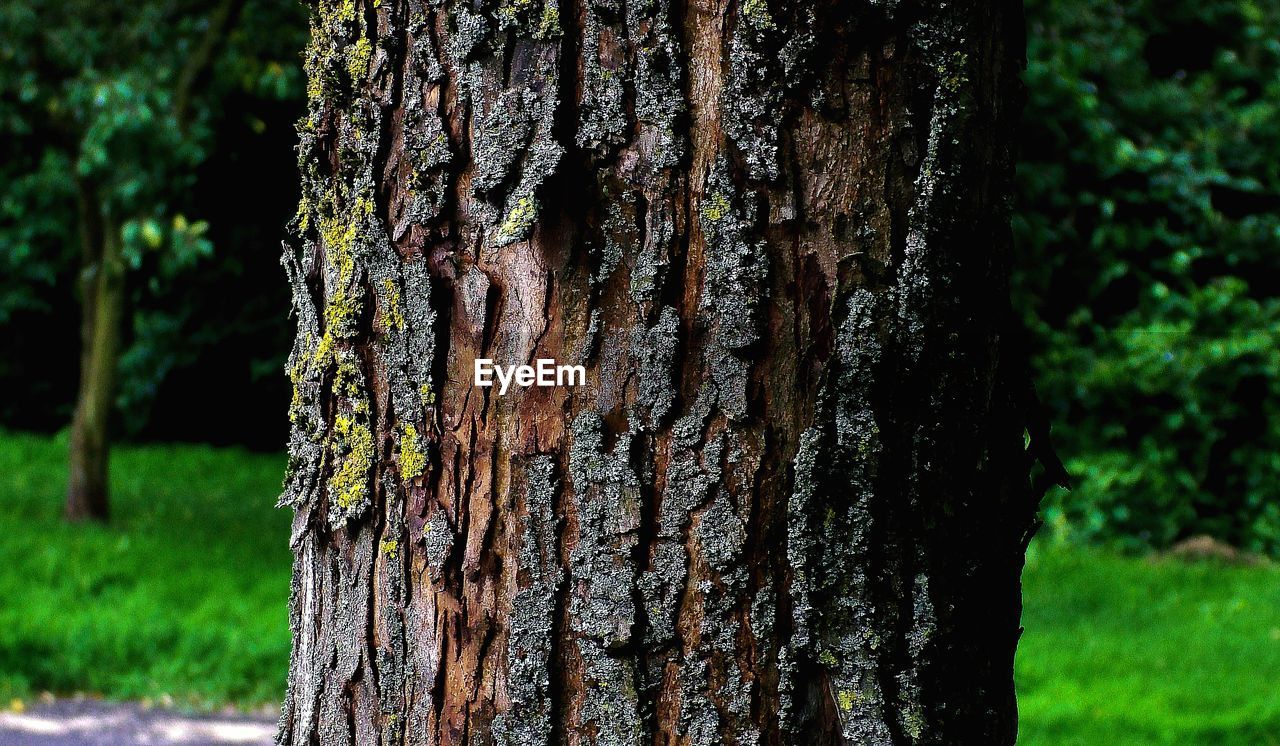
[699,159,767,351]
[692,490,745,578]
[631,306,680,424]
[445,0,565,247]
[568,412,640,646]
[395,10,451,236]
[784,289,894,742]
[280,243,325,512]
[577,7,628,152]
[629,199,674,305]
[566,412,644,744]
[494,456,561,746]
[721,0,817,180]
[629,0,684,170]
[422,509,454,581]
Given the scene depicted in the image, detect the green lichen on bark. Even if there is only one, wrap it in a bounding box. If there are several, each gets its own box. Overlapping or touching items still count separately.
[325,351,377,526]
[282,0,396,527]
[278,0,1033,742]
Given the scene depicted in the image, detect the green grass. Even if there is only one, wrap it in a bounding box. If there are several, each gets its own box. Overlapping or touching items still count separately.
[0,431,1277,741]
[0,431,292,709]
[1018,539,1280,744]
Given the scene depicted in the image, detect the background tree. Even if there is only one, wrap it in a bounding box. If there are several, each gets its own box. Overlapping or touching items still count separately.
[277,0,1059,743]
[0,0,305,520]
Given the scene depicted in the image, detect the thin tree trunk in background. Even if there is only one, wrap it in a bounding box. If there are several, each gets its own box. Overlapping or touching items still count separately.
[279,0,1048,743]
[66,183,121,523]
[62,2,243,523]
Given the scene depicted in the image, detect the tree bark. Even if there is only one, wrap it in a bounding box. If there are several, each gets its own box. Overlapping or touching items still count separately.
[278,0,1044,743]
[66,180,121,523]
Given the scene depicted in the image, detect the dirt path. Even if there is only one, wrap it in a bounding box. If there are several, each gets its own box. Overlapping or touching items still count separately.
[0,700,275,745]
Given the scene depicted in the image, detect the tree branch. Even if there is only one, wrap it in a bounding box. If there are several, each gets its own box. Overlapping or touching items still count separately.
[173,0,249,130]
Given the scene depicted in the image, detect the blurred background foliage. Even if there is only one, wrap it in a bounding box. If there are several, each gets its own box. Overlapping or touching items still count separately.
[0,0,306,446]
[0,0,1278,552]
[1019,0,1280,555]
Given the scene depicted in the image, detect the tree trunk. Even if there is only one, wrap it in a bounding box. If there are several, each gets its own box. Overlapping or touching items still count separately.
[278,0,1046,743]
[66,182,122,523]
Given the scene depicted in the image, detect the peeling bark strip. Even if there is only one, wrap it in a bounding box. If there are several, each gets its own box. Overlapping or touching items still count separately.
[277,1,1047,744]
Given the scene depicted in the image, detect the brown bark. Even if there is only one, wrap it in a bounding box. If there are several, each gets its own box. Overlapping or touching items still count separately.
[278,1,1051,743]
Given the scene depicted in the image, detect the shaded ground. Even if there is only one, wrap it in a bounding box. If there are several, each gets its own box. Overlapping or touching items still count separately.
[0,700,274,745]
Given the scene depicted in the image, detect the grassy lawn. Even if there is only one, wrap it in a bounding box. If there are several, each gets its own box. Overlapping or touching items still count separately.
[1018,540,1280,744]
[0,432,1277,741]
[0,431,291,709]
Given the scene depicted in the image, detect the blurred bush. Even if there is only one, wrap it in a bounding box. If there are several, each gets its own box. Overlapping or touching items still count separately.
[1018,0,1280,553]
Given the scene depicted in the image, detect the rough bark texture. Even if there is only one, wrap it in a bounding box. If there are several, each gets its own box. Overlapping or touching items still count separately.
[278,0,1051,743]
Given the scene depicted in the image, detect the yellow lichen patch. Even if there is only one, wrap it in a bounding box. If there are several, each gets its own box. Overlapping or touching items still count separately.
[837,690,858,712]
[743,0,776,30]
[498,196,537,241]
[319,212,358,267]
[333,354,367,408]
[381,278,404,331]
[330,413,374,510]
[295,195,312,232]
[318,0,357,26]
[903,709,925,739]
[323,289,361,338]
[379,538,399,556]
[310,196,374,367]
[536,1,560,38]
[399,423,427,480]
[701,192,731,222]
[346,36,372,82]
[303,31,327,102]
[938,52,970,94]
[498,0,534,24]
[311,332,336,368]
[419,382,436,407]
